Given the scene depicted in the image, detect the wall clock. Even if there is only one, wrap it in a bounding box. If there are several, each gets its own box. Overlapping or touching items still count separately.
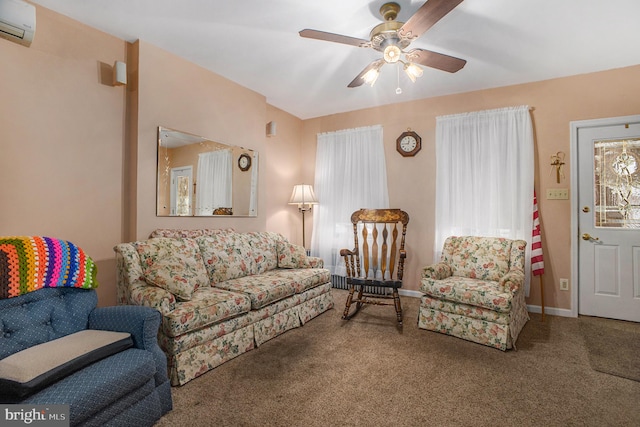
[238,153,252,171]
[396,130,421,157]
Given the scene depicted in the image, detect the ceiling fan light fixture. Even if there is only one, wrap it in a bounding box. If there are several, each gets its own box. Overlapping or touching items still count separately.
[383,44,401,63]
[300,1,467,89]
[362,68,380,86]
[403,62,423,83]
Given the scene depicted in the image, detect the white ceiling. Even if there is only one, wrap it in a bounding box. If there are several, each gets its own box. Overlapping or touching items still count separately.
[31,0,640,120]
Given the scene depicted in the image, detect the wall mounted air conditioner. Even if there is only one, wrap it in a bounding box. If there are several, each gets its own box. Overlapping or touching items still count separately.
[0,0,36,47]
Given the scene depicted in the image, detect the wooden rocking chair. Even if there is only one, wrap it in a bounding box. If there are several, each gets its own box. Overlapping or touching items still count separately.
[340,209,410,325]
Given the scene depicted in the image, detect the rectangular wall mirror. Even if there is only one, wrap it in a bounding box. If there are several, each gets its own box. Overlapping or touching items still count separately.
[157,126,258,217]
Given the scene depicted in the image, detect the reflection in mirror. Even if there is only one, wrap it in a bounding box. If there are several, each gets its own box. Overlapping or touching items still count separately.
[157,126,258,217]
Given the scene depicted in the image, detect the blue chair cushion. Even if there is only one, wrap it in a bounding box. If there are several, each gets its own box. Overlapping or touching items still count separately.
[0,330,133,399]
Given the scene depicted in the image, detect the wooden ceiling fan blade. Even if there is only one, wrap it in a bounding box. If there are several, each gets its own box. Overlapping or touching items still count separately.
[399,0,464,41]
[348,60,385,88]
[405,49,466,73]
[299,29,371,48]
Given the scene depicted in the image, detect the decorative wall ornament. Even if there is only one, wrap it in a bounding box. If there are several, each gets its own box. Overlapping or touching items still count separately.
[550,151,565,183]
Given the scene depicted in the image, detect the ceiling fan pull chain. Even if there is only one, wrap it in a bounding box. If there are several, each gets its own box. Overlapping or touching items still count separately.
[396,63,402,94]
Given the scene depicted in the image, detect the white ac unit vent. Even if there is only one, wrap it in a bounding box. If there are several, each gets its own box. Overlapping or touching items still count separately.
[0,0,36,47]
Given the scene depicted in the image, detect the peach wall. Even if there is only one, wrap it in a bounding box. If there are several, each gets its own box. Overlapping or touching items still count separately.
[299,65,640,312]
[0,5,127,306]
[132,41,267,240]
[264,105,306,244]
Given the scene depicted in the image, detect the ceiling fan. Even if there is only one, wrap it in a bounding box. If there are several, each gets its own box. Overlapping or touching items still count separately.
[299,0,466,88]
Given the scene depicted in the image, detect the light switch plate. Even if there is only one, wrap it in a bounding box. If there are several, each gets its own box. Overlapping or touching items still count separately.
[546,188,569,200]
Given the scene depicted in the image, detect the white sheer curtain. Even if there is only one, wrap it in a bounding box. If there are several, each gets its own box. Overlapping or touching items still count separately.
[311,125,389,275]
[195,149,232,215]
[434,105,534,294]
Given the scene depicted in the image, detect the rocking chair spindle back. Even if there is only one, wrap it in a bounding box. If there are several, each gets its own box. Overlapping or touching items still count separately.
[340,208,409,325]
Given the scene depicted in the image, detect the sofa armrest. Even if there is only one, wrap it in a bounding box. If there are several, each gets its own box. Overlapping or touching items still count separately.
[89,306,169,383]
[129,284,176,315]
[307,256,323,268]
[422,263,452,280]
[115,242,176,313]
[499,271,525,293]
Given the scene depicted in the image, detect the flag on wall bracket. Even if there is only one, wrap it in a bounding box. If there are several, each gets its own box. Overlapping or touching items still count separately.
[532,190,545,321]
[532,190,545,276]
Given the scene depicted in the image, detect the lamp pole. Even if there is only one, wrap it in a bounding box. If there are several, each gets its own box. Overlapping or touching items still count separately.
[300,205,310,248]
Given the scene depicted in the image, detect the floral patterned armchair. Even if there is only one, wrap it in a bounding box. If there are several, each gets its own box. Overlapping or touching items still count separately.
[418,236,529,350]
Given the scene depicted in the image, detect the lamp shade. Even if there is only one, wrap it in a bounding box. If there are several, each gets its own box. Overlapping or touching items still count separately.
[288,184,318,206]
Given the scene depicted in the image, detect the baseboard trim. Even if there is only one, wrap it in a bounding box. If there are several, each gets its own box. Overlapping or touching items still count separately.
[399,289,423,298]
[527,304,575,318]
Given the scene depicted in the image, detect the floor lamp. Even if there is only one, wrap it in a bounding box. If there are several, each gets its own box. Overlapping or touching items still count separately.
[288,184,318,248]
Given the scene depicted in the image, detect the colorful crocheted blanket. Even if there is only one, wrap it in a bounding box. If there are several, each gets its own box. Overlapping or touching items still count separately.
[0,236,98,299]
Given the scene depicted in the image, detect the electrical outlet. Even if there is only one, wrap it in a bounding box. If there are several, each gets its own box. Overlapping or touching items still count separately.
[559,278,569,291]
[547,188,569,200]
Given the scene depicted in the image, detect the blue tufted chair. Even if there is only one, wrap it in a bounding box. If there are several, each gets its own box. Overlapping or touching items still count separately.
[0,288,172,426]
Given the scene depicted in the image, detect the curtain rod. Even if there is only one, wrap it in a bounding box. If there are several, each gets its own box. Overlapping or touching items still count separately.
[437,105,533,120]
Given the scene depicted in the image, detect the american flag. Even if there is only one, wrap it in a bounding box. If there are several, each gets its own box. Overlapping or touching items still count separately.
[531,190,544,276]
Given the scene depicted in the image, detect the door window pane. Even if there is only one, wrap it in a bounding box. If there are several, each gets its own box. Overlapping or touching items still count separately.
[594,138,640,228]
[176,175,191,216]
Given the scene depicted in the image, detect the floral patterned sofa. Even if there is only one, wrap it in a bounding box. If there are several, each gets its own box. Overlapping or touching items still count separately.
[115,229,334,386]
[418,236,529,350]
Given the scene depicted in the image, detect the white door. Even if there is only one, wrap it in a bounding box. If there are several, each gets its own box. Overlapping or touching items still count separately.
[577,117,640,322]
[170,166,193,216]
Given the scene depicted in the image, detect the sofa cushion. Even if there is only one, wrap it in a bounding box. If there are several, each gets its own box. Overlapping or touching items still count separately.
[0,236,98,300]
[161,287,251,337]
[262,268,331,294]
[276,240,311,269]
[197,234,255,284]
[0,330,132,399]
[135,238,209,301]
[420,276,513,313]
[245,231,281,274]
[442,236,513,281]
[215,275,296,310]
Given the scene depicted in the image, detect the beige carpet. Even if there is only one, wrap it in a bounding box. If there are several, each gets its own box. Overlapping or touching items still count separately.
[156,290,640,427]
[580,315,640,382]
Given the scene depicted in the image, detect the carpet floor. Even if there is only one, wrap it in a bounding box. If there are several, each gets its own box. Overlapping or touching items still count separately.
[580,315,640,382]
[156,289,640,427]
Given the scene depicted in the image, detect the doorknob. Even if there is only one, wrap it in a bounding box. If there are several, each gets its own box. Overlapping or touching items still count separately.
[582,233,599,241]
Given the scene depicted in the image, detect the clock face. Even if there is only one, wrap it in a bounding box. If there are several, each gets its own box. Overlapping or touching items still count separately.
[400,136,417,152]
[396,131,421,157]
[238,154,251,171]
